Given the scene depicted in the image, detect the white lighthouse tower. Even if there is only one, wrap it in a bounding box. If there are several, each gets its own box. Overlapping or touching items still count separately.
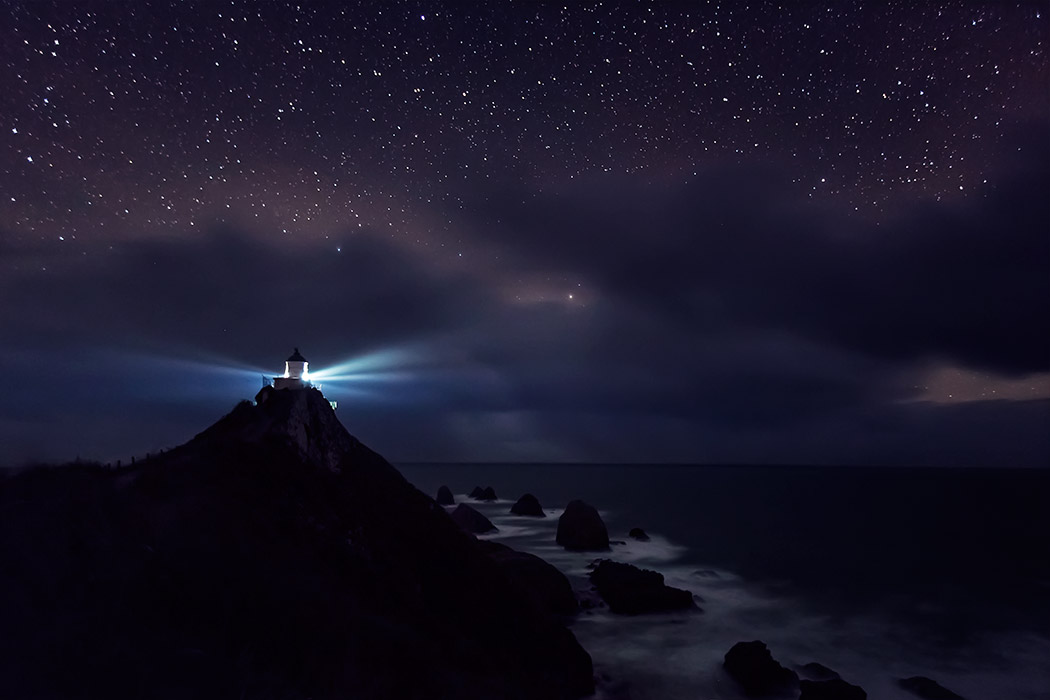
[256,348,336,410]
[273,348,309,390]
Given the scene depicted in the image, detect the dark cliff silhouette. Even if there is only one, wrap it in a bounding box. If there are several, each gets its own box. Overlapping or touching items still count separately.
[0,388,593,699]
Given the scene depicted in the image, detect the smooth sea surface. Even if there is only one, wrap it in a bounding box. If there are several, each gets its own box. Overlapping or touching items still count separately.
[398,463,1050,700]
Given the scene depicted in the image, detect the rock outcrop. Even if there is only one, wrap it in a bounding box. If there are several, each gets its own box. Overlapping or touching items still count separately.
[588,560,697,615]
[0,388,593,699]
[800,678,867,700]
[470,485,498,501]
[510,493,545,517]
[898,676,964,700]
[436,484,455,505]
[628,527,650,541]
[723,640,799,696]
[478,540,577,617]
[556,500,610,551]
[450,503,498,534]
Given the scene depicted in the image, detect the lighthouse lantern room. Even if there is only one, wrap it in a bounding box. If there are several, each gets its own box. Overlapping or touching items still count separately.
[273,347,309,390]
[256,348,336,410]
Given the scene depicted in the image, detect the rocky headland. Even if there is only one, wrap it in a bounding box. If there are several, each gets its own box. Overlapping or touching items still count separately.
[0,388,592,699]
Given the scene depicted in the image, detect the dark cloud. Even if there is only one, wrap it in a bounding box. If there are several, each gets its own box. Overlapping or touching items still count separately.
[0,229,498,463]
[0,134,1047,467]
[1,226,493,364]
[460,126,1050,376]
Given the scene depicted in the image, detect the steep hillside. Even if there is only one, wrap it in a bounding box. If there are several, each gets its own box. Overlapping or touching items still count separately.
[0,388,593,699]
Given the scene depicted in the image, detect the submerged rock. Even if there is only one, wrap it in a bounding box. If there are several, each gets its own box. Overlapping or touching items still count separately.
[556,500,609,551]
[436,485,455,505]
[588,560,697,615]
[510,493,545,517]
[898,676,964,700]
[450,503,497,534]
[478,540,577,616]
[798,662,841,681]
[575,586,605,611]
[800,678,866,700]
[724,640,799,696]
[627,527,650,541]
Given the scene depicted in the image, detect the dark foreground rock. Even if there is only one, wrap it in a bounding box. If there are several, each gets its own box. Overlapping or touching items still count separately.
[627,527,650,541]
[510,493,545,517]
[478,540,577,616]
[436,484,455,505]
[0,388,593,700]
[724,640,799,696]
[588,560,697,615]
[556,500,610,551]
[450,503,498,534]
[800,678,866,700]
[898,676,964,700]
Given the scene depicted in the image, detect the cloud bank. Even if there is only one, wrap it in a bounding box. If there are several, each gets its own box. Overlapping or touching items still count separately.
[1,131,1047,466]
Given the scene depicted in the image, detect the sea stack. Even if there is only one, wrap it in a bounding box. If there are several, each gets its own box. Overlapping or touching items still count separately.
[451,503,498,534]
[511,493,546,517]
[436,485,455,505]
[556,499,610,551]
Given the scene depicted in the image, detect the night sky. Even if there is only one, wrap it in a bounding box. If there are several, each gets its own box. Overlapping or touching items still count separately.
[1,1,1047,467]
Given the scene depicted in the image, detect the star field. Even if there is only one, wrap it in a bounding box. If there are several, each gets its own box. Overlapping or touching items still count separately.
[2,2,1045,259]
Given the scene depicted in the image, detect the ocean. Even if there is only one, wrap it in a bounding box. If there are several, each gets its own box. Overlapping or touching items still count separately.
[398,463,1050,700]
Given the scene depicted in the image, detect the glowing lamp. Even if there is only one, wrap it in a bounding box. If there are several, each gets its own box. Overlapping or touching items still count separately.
[273,348,310,390]
[285,348,308,379]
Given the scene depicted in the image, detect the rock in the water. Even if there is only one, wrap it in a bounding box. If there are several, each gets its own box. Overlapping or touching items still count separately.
[510,493,545,517]
[436,485,455,505]
[724,640,799,696]
[471,485,497,501]
[588,560,697,614]
[798,662,841,681]
[478,540,577,616]
[556,500,610,551]
[898,677,964,700]
[450,503,497,534]
[575,586,605,611]
[800,678,866,700]
[627,527,650,541]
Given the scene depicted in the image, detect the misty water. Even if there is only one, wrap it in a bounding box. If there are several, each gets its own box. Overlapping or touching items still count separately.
[399,464,1050,700]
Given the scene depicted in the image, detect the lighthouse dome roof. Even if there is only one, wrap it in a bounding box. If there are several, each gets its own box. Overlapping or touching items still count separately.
[287,348,307,362]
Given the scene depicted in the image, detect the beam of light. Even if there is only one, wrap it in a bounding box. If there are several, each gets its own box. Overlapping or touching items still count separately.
[109,342,493,407]
[108,350,278,401]
[309,370,416,383]
[115,351,274,382]
[306,346,431,383]
[305,344,502,407]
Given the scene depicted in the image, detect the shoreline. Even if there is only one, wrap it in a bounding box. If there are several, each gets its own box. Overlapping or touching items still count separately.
[424,480,1050,700]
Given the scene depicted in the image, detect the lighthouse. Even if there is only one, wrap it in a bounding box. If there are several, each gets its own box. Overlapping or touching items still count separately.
[256,348,338,410]
[273,348,310,390]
